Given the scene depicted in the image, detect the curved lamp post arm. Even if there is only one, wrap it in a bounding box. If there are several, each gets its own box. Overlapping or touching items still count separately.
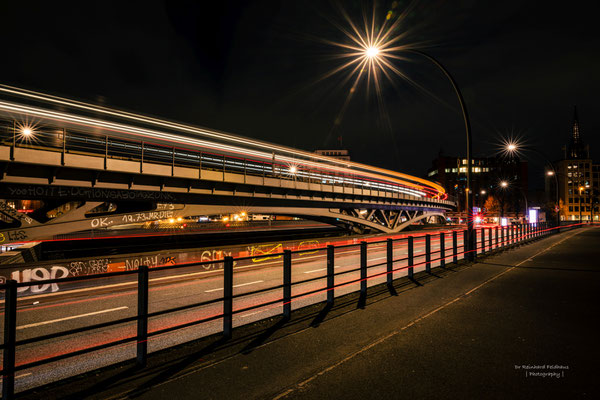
[406,49,474,255]
[521,146,560,227]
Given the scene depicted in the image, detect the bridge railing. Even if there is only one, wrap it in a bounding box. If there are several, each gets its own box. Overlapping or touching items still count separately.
[0,222,575,397]
[0,118,453,205]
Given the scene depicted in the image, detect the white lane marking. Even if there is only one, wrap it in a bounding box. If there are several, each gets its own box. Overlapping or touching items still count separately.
[368,257,386,261]
[17,306,128,330]
[0,372,32,381]
[204,280,264,293]
[303,266,341,274]
[240,310,264,318]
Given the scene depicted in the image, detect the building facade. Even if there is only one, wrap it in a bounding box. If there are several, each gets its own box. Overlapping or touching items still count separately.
[555,107,599,221]
[427,154,528,215]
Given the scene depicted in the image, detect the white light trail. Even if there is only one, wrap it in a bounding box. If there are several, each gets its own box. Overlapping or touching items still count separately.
[0,85,447,197]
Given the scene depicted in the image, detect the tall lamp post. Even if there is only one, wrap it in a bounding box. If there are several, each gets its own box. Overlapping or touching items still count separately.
[506,144,559,228]
[355,44,474,258]
[546,170,560,228]
[500,180,527,222]
[578,185,589,223]
[404,49,474,259]
[579,186,584,223]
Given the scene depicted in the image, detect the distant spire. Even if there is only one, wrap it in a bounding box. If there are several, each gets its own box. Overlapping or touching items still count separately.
[567,105,588,159]
[572,105,580,142]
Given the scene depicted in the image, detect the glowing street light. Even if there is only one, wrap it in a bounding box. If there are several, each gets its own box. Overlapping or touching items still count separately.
[500,181,508,188]
[327,15,475,256]
[480,190,486,195]
[365,46,380,58]
[288,166,297,174]
[503,140,561,228]
[22,127,33,136]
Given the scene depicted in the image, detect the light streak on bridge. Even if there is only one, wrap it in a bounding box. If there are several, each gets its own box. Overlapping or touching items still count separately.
[0,84,445,198]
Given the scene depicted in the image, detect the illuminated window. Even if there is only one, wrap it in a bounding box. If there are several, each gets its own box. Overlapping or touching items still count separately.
[445,168,451,173]
[452,168,458,173]
[462,159,467,165]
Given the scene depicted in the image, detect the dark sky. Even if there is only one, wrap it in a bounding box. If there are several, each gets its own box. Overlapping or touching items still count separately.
[1,1,598,189]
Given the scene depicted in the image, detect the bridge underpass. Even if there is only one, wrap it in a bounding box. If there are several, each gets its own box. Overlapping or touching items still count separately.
[0,181,450,245]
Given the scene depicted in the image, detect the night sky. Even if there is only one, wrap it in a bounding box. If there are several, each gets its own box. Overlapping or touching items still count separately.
[2,1,598,189]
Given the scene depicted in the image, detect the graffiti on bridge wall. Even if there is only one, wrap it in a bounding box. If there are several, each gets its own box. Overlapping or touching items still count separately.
[0,238,323,294]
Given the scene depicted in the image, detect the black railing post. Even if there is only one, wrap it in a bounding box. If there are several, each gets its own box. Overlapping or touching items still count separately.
[425,234,431,273]
[463,230,469,260]
[360,241,367,295]
[2,280,18,400]
[327,245,335,304]
[439,232,445,267]
[223,256,234,338]
[488,227,492,251]
[531,223,534,240]
[453,230,458,262]
[520,224,524,242]
[407,236,414,278]
[283,250,292,320]
[386,239,393,286]
[481,227,486,254]
[495,226,499,249]
[136,265,149,367]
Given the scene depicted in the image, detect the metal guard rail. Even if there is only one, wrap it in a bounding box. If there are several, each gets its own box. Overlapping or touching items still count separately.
[0,221,581,398]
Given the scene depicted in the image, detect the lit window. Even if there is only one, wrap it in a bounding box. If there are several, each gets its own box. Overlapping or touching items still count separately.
[462,159,467,165]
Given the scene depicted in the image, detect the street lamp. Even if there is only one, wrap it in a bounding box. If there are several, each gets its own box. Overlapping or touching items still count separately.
[505,143,560,228]
[402,49,474,259]
[579,186,585,223]
[499,180,527,222]
[328,24,475,257]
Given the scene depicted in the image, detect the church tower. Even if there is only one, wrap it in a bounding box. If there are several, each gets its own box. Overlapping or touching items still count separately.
[567,106,589,159]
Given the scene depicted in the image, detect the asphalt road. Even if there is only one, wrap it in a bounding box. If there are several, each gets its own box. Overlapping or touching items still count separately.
[3,228,478,392]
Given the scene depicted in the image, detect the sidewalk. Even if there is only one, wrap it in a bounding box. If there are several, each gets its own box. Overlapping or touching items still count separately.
[20,227,600,399]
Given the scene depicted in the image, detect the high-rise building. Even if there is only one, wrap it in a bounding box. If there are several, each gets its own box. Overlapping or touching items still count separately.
[556,107,599,221]
[427,153,528,215]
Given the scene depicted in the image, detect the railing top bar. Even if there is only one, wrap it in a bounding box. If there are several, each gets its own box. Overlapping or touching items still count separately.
[0,223,560,289]
[11,268,139,287]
